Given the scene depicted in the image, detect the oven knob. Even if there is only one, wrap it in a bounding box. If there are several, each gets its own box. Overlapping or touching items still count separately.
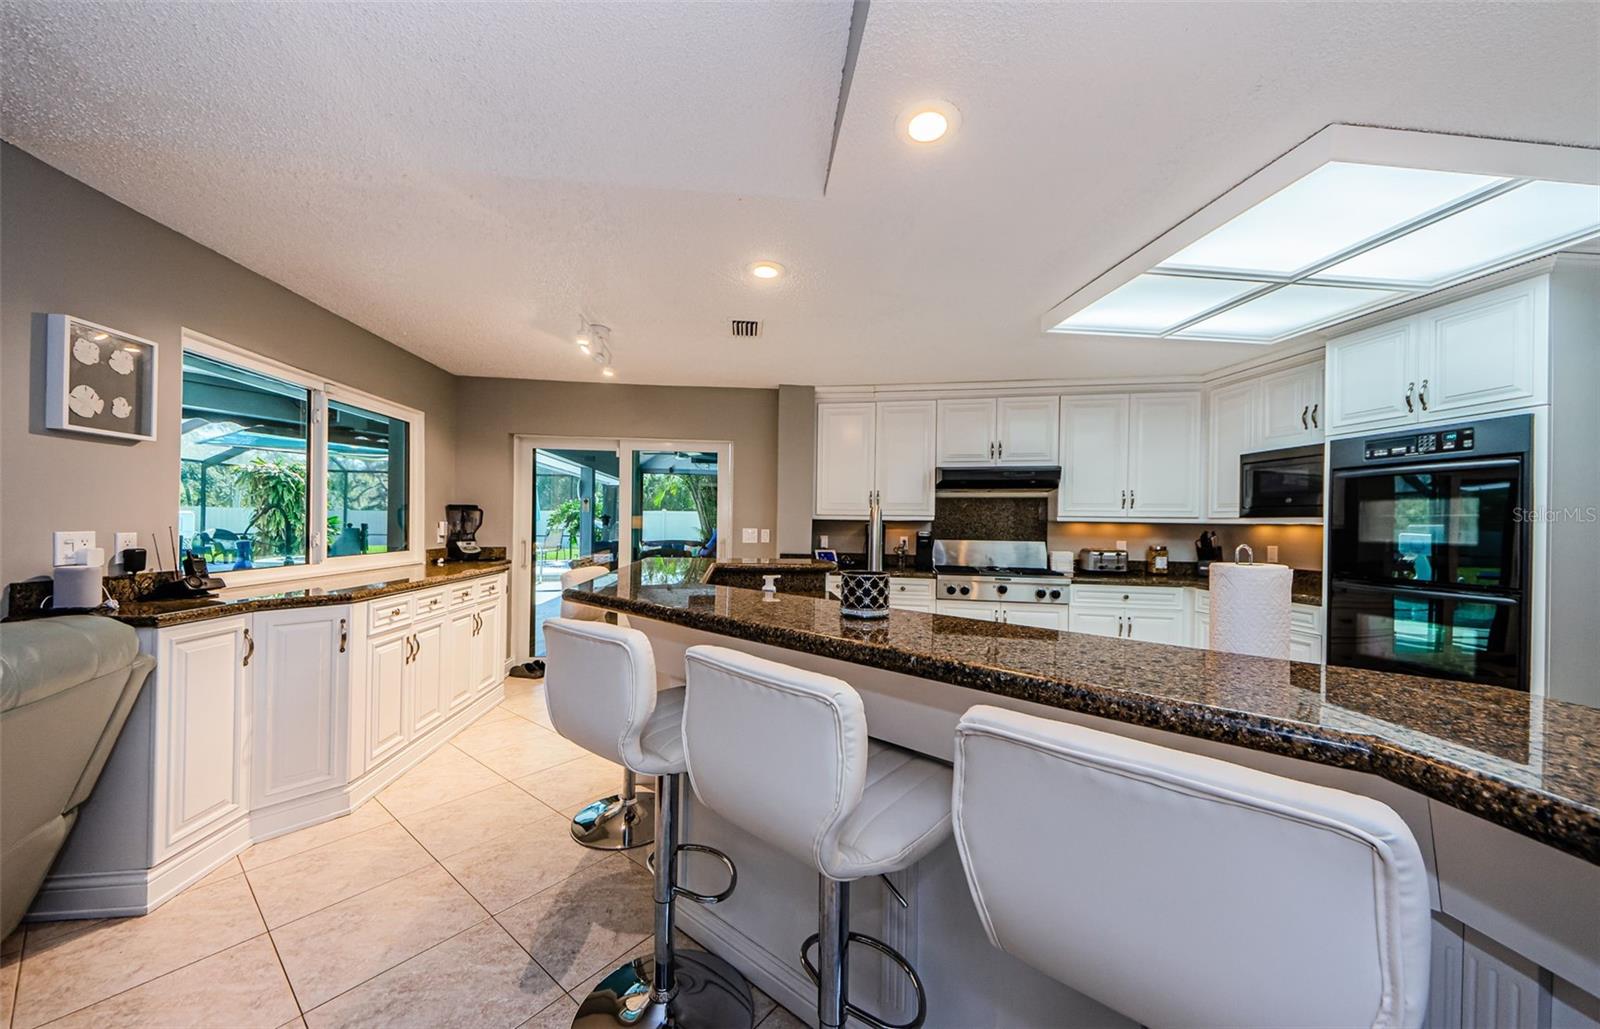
[959,586,971,596]
[1035,589,1047,599]
[1049,589,1062,600]
[996,585,1008,595]
[945,585,957,595]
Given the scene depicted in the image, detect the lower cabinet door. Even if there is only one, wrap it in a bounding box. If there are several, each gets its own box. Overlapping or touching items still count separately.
[251,607,347,807]
[889,597,935,613]
[411,620,447,736]
[1127,609,1186,645]
[1290,630,1323,663]
[1000,605,1064,630]
[935,600,1001,622]
[1067,606,1122,639]
[445,609,477,711]
[156,618,250,859]
[473,601,503,693]
[366,631,410,766]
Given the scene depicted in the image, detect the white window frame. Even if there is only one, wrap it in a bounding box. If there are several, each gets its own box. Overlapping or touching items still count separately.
[180,329,426,586]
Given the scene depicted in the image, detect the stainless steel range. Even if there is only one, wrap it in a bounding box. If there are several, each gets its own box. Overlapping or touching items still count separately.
[933,539,1071,606]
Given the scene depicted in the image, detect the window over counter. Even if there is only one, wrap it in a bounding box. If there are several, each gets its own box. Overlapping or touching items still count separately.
[179,330,424,581]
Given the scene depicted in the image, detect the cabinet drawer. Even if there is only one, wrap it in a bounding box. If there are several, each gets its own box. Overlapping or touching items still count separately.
[1072,584,1185,609]
[888,578,933,598]
[448,583,477,608]
[1290,605,1321,630]
[1193,590,1211,615]
[369,596,413,632]
[412,589,448,620]
[476,576,503,601]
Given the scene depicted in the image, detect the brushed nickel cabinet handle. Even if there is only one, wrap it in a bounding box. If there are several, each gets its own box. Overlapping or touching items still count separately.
[242,628,254,667]
[1405,382,1415,413]
[997,440,1003,459]
[1301,405,1309,430]
[1311,403,1319,428]
[339,618,347,654]
[1120,490,1127,509]
[1419,379,1429,411]
[1129,490,1134,508]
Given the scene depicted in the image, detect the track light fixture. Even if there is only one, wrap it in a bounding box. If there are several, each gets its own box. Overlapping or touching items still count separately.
[576,318,616,377]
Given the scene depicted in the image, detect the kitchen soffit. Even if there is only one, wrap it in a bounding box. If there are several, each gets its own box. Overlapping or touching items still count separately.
[1047,129,1600,345]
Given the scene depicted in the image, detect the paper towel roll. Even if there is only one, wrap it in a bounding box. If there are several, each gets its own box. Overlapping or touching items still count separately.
[1208,562,1292,660]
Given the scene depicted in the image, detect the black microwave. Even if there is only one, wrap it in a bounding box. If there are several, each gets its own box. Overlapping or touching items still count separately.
[1240,444,1324,518]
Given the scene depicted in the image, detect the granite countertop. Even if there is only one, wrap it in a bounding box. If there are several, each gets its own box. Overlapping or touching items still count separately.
[6,560,511,628]
[1073,568,1324,606]
[568,558,1599,865]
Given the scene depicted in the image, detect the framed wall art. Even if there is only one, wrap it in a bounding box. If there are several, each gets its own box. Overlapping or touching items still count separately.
[45,314,159,441]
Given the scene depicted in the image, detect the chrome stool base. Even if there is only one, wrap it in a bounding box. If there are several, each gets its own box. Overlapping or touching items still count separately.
[570,790,654,851]
[572,948,753,1028]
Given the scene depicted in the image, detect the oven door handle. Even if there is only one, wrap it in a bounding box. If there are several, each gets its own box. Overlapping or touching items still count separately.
[1331,457,1521,479]
[1331,581,1522,605]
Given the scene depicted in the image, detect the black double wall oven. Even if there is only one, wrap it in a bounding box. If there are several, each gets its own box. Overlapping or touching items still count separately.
[1327,414,1532,691]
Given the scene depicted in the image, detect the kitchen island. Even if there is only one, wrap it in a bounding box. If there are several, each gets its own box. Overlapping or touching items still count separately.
[568,558,1600,1026]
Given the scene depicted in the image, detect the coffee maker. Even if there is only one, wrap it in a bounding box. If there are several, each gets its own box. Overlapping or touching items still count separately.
[445,504,484,561]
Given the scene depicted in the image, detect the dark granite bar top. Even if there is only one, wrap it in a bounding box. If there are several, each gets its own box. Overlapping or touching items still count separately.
[1073,567,1324,606]
[568,558,1599,865]
[6,560,510,628]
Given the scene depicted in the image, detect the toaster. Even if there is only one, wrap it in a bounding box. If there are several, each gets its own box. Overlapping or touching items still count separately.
[1078,548,1129,573]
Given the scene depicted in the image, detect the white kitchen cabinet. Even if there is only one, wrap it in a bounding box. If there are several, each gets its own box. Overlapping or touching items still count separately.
[875,401,937,518]
[1066,605,1123,638]
[1289,606,1324,662]
[153,617,251,861]
[445,607,478,712]
[1123,606,1186,645]
[814,402,877,517]
[1207,379,1260,519]
[410,617,446,736]
[364,630,410,767]
[473,598,504,694]
[1326,277,1546,435]
[1058,396,1130,518]
[1069,584,1189,645]
[1059,393,1201,521]
[250,607,349,808]
[936,396,1059,466]
[1259,361,1325,446]
[998,605,1065,630]
[936,599,999,622]
[887,577,935,612]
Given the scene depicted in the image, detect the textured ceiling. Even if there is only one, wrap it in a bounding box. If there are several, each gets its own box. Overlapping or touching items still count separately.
[4,1,1598,388]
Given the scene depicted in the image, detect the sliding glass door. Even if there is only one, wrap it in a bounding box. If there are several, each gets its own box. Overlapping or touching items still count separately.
[532,447,620,656]
[630,449,720,561]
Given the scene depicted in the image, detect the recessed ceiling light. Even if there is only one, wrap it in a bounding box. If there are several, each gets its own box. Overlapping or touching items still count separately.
[601,365,616,378]
[899,101,959,145]
[750,262,784,280]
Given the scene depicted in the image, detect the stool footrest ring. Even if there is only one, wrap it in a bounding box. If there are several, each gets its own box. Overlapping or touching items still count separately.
[800,931,928,1029]
[643,843,738,905]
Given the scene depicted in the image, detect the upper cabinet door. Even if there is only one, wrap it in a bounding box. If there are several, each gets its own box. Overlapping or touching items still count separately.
[1058,395,1130,519]
[1325,320,1419,434]
[875,400,937,518]
[1128,393,1203,520]
[1207,379,1259,519]
[995,396,1060,465]
[1420,279,1543,418]
[936,398,997,465]
[815,402,877,517]
[1259,361,1325,447]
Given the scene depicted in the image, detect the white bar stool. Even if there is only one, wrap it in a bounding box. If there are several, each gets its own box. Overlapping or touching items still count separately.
[952,705,1432,1029]
[544,618,754,1028]
[558,565,653,851]
[681,645,952,1029]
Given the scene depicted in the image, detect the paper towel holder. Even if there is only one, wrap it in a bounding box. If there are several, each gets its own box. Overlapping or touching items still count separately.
[1234,544,1255,564]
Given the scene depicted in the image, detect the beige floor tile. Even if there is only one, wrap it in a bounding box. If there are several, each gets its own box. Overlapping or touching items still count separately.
[278,1020,308,1029]
[21,920,102,951]
[41,934,298,1029]
[1,941,19,1029]
[472,705,520,727]
[450,711,558,755]
[247,822,433,928]
[396,781,564,860]
[270,863,486,1011]
[437,808,605,913]
[376,746,505,819]
[495,854,653,991]
[516,995,577,1029]
[752,984,780,1025]
[514,753,630,813]
[498,683,553,729]
[468,729,589,781]
[192,855,244,889]
[11,874,264,1029]
[758,1005,809,1029]
[3,929,23,956]
[242,801,395,871]
[303,919,561,1029]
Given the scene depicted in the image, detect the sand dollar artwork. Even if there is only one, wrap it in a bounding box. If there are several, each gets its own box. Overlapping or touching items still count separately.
[68,384,104,417]
[108,348,137,375]
[111,396,133,419]
[72,337,102,365]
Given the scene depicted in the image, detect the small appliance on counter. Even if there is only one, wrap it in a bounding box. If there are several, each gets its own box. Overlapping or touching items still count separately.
[841,490,891,620]
[146,551,227,601]
[446,504,485,560]
[1196,531,1224,575]
[914,530,935,572]
[1147,545,1170,575]
[1078,548,1129,574]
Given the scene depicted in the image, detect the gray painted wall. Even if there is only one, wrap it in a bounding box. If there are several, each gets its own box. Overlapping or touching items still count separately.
[0,143,460,587]
[776,384,815,555]
[452,376,779,561]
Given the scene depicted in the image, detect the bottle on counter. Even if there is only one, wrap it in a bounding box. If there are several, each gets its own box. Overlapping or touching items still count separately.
[1148,544,1169,575]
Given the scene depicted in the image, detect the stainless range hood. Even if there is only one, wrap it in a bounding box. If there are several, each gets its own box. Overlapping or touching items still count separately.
[935,465,1061,497]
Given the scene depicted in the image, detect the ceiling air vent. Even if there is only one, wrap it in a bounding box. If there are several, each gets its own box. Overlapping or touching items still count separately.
[730,319,761,338]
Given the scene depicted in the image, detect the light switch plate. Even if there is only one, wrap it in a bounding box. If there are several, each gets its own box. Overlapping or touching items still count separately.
[760,528,771,543]
[1267,545,1279,563]
[741,527,759,544]
[53,530,96,566]
[820,534,830,548]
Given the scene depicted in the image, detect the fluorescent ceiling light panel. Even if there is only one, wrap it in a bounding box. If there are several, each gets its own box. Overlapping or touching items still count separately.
[1316,180,1600,286]
[1173,284,1403,342]
[1158,163,1505,278]
[1054,274,1264,335]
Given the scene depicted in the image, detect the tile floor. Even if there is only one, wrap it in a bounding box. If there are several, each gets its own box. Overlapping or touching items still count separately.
[0,678,799,1029]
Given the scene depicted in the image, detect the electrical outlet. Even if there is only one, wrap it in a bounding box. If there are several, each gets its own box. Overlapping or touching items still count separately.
[53,530,96,566]
[436,520,448,544]
[1267,545,1279,563]
[819,534,830,548]
[759,528,771,543]
[114,532,139,556]
[1115,539,1128,552]
[741,527,758,544]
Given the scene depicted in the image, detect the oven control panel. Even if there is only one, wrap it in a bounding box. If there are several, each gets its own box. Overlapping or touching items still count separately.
[1366,426,1475,460]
